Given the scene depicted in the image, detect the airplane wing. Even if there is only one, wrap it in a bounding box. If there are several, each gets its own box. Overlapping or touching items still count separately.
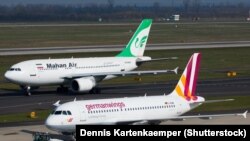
[172,110,247,120]
[115,110,247,125]
[62,67,178,79]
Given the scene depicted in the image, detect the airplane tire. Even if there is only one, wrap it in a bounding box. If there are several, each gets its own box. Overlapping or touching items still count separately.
[26,92,31,96]
[89,88,101,94]
[56,87,62,93]
[56,87,69,93]
[62,87,69,93]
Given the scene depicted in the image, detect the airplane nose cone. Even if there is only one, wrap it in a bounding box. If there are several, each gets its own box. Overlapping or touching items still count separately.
[4,71,12,81]
[45,117,54,130]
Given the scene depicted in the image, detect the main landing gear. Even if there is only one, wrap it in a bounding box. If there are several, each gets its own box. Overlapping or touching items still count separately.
[56,85,69,93]
[89,87,101,94]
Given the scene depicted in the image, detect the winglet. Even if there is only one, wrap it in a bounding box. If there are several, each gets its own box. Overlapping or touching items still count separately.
[173,67,178,74]
[53,100,60,107]
[242,110,248,119]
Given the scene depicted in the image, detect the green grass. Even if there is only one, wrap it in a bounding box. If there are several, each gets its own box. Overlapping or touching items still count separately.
[0,110,51,124]
[0,95,249,124]
[194,96,250,112]
[0,22,250,48]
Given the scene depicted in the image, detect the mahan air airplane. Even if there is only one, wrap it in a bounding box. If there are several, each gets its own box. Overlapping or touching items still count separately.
[4,19,177,96]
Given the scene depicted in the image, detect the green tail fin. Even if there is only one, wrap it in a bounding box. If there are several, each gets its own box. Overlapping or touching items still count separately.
[116,19,152,57]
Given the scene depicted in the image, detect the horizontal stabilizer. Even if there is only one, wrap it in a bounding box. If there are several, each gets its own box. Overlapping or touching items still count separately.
[136,57,178,63]
[193,99,234,104]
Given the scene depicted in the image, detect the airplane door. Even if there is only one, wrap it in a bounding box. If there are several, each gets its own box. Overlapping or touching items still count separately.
[29,65,38,79]
[79,109,87,123]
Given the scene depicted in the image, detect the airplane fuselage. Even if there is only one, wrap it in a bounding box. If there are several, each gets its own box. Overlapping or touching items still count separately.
[45,95,204,133]
[4,57,141,86]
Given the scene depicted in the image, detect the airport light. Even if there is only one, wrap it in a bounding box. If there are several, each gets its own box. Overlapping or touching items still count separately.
[30,112,37,119]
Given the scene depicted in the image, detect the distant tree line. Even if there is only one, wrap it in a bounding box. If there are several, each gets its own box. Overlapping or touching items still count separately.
[0,3,249,22]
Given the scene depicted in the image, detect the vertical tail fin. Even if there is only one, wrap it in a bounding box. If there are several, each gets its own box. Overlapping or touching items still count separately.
[116,19,152,57]
[172,53,201,101]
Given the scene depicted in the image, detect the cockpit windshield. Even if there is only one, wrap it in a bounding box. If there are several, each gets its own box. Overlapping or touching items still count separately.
[9,68,21,71]
[51,110,72,115]
[54,111,62,115]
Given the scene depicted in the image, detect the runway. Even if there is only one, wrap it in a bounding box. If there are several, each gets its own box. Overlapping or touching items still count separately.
[1,41,250,55]
[0,77,249,115]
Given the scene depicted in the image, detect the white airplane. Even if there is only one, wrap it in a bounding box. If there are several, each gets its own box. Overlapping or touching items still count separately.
[4,19,177,96]
[45,53,247,136]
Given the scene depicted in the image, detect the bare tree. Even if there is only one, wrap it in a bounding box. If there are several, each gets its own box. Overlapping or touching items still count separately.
[183,0,191,13]
[193,0,201,17]
[107,0,114,9]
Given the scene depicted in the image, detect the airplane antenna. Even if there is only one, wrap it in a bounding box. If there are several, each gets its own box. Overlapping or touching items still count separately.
[144,93,147,97]
[163,93,165,96]
[74,97,77,102]
[49,57,51,59]
[72,56,74,59]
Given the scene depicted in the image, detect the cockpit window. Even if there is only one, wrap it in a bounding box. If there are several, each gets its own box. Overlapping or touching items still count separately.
[54,111,62,115]
[62,111,67,115]
[9,68,21,71]
[67,111,72,115]
[52,110,72,115]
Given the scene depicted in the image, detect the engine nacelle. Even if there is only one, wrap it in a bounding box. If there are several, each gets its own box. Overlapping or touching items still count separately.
[71,77,96,92]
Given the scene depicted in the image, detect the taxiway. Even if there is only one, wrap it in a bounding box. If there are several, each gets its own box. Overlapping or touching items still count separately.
[0,77,249,115]
[1,41,250,56]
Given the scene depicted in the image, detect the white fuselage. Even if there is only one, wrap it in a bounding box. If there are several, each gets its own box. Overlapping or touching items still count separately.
[45,95,203,133]
[4,57,139,86]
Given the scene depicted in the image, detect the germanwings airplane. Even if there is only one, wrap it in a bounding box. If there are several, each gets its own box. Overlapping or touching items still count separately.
[45,53,247,136]
[4,19,177,96]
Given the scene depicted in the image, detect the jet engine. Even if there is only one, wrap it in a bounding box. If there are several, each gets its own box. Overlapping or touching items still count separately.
[71,77,96,92]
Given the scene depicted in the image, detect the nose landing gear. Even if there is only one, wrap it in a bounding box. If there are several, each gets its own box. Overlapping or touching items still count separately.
[20,85,31,96]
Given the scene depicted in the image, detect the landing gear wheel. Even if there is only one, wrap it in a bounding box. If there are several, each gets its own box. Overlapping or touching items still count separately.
[56,87,62,93]
[56,86,69,93]
[26,92,31,96]
[73,133,76,141]
[89,88,101,94]
[20,86,31,96]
